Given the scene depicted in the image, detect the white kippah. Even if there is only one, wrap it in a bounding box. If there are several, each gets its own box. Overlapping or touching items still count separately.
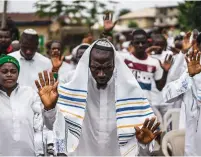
[96,40,112,48]
[23,29,38,35]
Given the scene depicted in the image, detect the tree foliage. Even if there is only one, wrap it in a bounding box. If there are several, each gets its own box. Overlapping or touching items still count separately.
[128,21,138,28]
[178,1,201,31]
[34,0,108,27]
[118,9,131,17]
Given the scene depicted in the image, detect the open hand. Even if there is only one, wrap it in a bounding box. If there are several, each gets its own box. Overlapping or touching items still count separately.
[160,54,173,72]
[135,117,161,145]
[185,49,201,77]
[182,32,197,54]
[103,12,118,32]
[35,71,59,110]
[51,55,64,72]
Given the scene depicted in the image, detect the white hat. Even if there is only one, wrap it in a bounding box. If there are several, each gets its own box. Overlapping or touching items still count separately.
[23,29,38,35]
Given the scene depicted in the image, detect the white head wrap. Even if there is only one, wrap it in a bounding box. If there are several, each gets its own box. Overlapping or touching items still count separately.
[71,43,90,59]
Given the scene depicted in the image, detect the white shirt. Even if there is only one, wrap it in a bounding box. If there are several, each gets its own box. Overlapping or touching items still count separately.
[121,53,163,105]
[9,51,52,90]
[0,85,42,156]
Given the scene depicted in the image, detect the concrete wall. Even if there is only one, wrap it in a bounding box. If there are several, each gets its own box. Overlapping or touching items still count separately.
[119,17,155,29]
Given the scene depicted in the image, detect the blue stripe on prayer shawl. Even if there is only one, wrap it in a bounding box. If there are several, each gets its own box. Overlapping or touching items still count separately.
[118,134,134,138]
[119,133,134,136]
[60,86,87,93]
[117,112,154,120]
[116,97,147,103]
[116,105,151,112]
[57,102,85,110]
[119,141,128,145]
[68,128,80,139]
[59,94,86,103]
[65,118,82,130]
[65,118,82,129]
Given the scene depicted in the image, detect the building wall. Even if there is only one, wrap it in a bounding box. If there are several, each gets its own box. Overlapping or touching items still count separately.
[119,17,155,29]
[155,7,178,26]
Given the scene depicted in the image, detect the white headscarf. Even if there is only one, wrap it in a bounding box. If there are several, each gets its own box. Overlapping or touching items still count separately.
[71,43,90,59]
[54,39,155,156]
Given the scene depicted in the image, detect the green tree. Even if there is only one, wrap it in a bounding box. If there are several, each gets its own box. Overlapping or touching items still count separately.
[128,21,138,28]
[34,0,108,28]
[178,1,201,31]
[118,9,131,17]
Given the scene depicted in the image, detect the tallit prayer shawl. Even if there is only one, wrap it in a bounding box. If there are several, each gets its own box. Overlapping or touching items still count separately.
[54,39,155,156]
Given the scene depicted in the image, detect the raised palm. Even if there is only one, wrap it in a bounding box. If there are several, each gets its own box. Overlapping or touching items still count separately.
[185,50,201,77]
[35,71,59,110]
[161,54,173,72]
[51,55,64,70]
[135,117,161,144]
[182,32,197,54]
[103,12,118,32]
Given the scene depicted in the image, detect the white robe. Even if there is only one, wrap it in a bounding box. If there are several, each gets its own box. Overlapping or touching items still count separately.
[0,85,42,156]
[9,50,52,90]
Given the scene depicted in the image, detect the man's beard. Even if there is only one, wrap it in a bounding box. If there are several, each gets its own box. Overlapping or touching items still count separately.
[0,44,9,53]
[96,82,107,90]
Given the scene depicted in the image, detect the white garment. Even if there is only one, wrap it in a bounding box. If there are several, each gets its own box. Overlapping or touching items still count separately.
[162,72,201,155]
[0,85,42,156]
[9,50,52,90]
[44,39,155,156]
[9,50,54,154]
[73,74,120,155]
[151,50,173,107]
[59,70,75,85]
[58,62,74,84]
[150,51,185,116]
[122,53,163,105]
[44,74,153,156]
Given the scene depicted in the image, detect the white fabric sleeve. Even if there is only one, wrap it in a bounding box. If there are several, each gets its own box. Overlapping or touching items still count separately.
[43,108,57,130]
[167,52,186,83]
[162,71,192,103]
[191,73,201,101]
[31,90,43,131]
[154,59,163,81]
[139,140,155,152]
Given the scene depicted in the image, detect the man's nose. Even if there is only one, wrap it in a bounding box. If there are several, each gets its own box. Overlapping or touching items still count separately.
[97,70,105,77]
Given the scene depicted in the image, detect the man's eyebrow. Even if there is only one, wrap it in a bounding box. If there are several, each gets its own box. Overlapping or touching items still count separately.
[90,61,101,66]
[90,61,114,66]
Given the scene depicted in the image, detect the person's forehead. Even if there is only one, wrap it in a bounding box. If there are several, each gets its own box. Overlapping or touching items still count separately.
[91,48,113,56]
[21,41,37,47]
[77,48,86,53]
[90,48,114,63]
[0,63,17,69]
[51,42,61,48]
[133,34,147,40]
[153,38,165,43]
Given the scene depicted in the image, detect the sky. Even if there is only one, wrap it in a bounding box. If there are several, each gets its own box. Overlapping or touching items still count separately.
[1,0,184,15]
